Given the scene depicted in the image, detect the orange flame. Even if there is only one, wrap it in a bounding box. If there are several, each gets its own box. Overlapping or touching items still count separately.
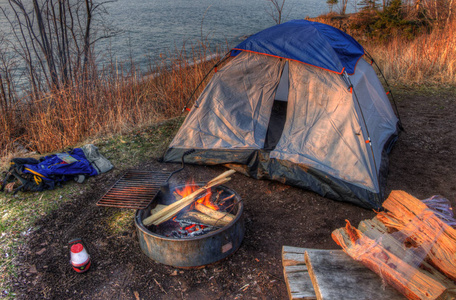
[175,180,219,211]
[196,193,219,210]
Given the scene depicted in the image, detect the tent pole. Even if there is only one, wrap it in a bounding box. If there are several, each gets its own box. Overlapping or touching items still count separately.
[364,50,404,131]
[345,72,380,194]
[181,50,232,113]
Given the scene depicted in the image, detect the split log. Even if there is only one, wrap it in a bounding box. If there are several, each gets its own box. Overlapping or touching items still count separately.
[377,190,456,281]
[145,177,229,226]
[150,204,167,216]
[358,217,456,299]
[332,221,447,300]
[142,169,235,226]
[194,203,235,224]
[180,211,231,227]
[175,189,236,224]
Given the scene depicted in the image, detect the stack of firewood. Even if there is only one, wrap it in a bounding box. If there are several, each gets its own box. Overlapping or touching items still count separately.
[332,190,456,300]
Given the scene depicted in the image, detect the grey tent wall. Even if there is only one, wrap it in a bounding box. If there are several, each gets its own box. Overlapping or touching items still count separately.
[164,147,384,208]
[348,58,400,200]
[269,59,378,193]
[163,54,399,209]
[167,52,286,150]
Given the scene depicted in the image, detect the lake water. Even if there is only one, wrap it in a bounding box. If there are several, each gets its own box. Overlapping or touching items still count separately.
[0,0,348,70]
[100,0,330,67]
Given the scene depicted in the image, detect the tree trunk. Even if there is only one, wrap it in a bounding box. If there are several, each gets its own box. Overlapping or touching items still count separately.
[82,0,93,78]
[32,0,59,89]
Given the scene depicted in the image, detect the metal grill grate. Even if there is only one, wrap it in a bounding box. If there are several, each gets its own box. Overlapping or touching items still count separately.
[96,170,170,209]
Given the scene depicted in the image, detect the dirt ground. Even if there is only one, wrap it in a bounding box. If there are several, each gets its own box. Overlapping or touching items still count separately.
[9,88,456,299]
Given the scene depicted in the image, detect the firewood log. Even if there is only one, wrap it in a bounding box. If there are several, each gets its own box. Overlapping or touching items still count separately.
[358,217,456,299]
[146,178,229,226]
[180,211,230,227]
[150,204,167,216]
[332,221,447,300]
[377,190,456,281]
[194,203,235,223]
[142,170,235,226]
[174,191,236,223]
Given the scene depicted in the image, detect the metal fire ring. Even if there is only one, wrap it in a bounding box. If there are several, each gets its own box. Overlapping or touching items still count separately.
[135,184,244,268]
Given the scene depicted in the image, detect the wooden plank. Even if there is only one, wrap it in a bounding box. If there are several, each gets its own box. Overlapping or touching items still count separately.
[304,249,405,300]
[282,246,317,300]
[282,247,341,266]
[284,265,316,300]
[282,246,306,266]
[142,170,235,226]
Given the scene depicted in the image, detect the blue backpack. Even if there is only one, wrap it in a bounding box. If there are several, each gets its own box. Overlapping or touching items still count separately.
[1,146,111,194]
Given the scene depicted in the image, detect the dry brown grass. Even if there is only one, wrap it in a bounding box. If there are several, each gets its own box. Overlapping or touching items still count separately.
[1,18,455,160]
[0,46,222,158]
[365,20,456,85]
[314,13,456,85]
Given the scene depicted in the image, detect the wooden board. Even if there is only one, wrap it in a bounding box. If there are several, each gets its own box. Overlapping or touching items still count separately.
[284,265,316,300]
[304,250,405,300]
[282,246,316,300]
[283,246,306,266]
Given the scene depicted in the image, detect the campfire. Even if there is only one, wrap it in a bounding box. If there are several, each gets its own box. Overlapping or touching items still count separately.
[135,169,245,267]
[147,180,238,238]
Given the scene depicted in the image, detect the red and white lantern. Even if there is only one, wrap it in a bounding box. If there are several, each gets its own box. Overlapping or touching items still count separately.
[69,240,91,273]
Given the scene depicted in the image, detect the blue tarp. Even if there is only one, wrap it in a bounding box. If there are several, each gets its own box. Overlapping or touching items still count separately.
[231,20,364,74]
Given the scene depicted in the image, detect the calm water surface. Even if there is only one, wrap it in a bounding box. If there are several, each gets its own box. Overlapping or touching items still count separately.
[0,0,343,70]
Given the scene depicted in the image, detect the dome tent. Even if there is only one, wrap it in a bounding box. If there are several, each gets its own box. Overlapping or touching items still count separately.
[163,20,400,209]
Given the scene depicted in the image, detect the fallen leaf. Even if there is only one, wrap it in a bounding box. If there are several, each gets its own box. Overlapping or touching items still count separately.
[170,270,178,276]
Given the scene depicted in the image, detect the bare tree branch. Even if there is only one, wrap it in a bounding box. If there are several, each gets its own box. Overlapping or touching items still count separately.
[265,0,286,24]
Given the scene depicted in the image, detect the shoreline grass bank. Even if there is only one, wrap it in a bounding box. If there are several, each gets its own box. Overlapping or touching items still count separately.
[1,10,455,165]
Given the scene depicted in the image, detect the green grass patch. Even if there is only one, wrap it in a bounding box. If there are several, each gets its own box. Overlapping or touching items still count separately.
[0,186,81,297]
[0,117,183,296]
[106,210,136,234]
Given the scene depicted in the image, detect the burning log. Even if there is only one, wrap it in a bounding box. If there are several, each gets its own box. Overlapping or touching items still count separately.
[194,203,235,224]
[180,211,231,227]
[332,221,447,300]
[142,169,236,226]
[174,190,235,223]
